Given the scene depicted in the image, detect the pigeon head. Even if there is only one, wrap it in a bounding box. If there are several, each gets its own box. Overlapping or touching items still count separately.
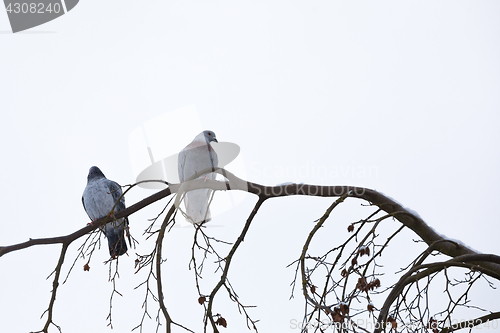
[87,166,106,181]
[202,130,218,143]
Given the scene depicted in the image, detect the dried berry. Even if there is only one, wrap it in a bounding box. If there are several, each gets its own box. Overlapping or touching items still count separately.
[427,317,438,330]
[331,308,343,323]
[215,316,227,328]
[356,277,367,291]
[387,316,397,329]
[339,303,349,315]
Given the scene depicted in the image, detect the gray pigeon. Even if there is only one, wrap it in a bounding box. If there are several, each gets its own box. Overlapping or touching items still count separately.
[82,166,129,257]
[178,130,218,224]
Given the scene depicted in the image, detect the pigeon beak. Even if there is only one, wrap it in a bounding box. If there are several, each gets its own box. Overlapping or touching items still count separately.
[213,138,218,143]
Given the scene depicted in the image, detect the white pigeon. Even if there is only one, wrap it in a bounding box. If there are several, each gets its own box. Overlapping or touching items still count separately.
[178,130,219,224]
[82,166,130,257]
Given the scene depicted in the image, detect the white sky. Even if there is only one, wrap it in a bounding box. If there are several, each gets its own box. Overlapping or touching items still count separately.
[1,1,499,332]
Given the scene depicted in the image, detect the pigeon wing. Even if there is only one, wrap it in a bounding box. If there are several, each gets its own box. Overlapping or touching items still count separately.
[82,171,129,257]
[178,135,219,224]
[104,179,129,257]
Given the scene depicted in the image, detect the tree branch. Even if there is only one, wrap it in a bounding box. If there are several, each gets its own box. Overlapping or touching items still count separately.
[31,242,69,333]
[2,168,497,333]
[156,205,175,332]
[1,168,493,273]
[206,196,266,332]
[375,254,500,333]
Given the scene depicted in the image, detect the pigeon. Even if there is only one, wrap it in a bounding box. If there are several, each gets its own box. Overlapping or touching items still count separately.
[82,166,130,257]
[178,130,219,224]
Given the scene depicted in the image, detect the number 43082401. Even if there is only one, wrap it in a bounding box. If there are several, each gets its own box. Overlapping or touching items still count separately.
[5,2,62,14]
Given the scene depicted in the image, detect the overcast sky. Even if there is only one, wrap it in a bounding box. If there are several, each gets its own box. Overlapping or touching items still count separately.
[1,1,499,332]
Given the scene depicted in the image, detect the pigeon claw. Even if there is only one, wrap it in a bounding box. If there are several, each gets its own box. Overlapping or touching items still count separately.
[87,218,98,226]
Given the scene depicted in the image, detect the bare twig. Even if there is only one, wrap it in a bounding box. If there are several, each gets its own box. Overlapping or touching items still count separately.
[31,242,69,333]
[205,196,266,333]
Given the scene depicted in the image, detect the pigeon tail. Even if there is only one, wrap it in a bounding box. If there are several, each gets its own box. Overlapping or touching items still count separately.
[106,225,128,257]
[185,189,212,224]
